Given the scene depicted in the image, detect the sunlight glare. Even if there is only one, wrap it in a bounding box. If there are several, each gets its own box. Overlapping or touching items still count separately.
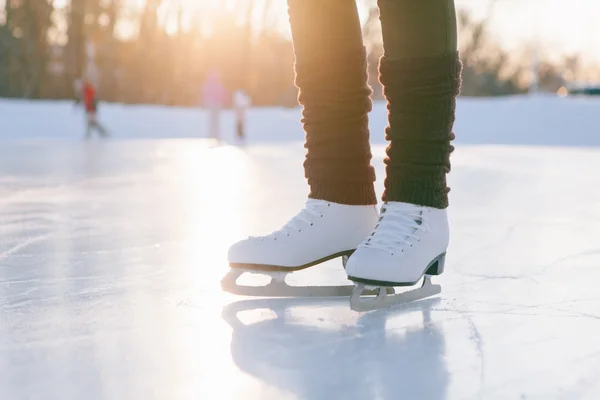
[168,141,251,297]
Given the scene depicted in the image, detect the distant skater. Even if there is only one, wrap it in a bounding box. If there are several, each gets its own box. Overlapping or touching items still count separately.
[201,71,228,141]
[75,79,109,139]
[233,89,251,142]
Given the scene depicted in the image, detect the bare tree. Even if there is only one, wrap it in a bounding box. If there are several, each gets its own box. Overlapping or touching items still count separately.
[3,0,580,103]
[0,0,13,95]
[0,0,53,98]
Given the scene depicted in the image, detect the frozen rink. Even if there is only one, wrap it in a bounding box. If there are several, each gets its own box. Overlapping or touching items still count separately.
[2,138,600,400]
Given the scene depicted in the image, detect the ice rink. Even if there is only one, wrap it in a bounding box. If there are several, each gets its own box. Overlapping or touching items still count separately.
[2,138,600,399]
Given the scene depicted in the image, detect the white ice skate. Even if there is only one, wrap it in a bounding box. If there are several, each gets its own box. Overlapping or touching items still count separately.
[345,201,448,311]
[222,199,390,297]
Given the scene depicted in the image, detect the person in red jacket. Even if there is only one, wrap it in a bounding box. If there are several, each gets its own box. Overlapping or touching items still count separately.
[75,79,109,138]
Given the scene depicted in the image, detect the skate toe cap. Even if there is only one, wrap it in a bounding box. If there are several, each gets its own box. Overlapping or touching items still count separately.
[345,248,422,285]
[345,248,387,277]
[227,237,262,264]
[228,236,293,266]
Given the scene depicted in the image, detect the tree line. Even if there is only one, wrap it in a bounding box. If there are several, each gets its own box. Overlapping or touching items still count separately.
[0,0,592,107]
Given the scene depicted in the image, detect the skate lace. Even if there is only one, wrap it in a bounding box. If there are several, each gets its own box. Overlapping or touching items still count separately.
[360,203,429,253]
[262,199,328,240]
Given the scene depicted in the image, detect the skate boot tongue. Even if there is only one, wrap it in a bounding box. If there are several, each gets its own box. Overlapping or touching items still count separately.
[305,198,325,208]
[364,202,426,252]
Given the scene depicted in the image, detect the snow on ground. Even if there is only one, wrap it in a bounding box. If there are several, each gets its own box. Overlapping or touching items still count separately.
[1,94,599,146]
[2,95,600,399]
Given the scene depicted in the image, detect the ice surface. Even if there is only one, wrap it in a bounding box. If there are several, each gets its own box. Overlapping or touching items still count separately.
[2,97,600,399]
[2,138,600,400]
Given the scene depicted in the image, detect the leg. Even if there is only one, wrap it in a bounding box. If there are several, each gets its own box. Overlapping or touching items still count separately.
[223,0,380,296]
[236,117,244,140]
[95,121,109,137]
[210,107,220,141]
[289,0,376,206]
[85,113,94,138]
[378,0,461,207]
[346,0,462,310]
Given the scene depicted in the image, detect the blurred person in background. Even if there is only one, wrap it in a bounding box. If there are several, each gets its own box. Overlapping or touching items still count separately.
[201,70,228,141]
[74,78,109,139]
[233,88,251,142]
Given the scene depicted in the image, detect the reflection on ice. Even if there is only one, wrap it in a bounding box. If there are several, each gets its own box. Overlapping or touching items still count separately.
[223,297,449,400]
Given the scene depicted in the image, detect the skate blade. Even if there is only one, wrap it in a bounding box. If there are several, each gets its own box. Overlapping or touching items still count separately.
[349,276,441,312]
[221,269,394,298]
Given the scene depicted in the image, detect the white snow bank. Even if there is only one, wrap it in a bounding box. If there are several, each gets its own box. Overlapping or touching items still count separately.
[0,94,598,146]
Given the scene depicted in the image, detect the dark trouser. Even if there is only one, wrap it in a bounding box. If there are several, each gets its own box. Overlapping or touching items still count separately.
[209,106,220,141]
[288,0,461,208]
[236,119,244,139]
[86,112,109,138]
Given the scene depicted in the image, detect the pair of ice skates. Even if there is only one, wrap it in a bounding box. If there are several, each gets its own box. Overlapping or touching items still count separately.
[222,200,448,311]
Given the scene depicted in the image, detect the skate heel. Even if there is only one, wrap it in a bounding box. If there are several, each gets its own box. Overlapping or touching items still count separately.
[425,253,446,276]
